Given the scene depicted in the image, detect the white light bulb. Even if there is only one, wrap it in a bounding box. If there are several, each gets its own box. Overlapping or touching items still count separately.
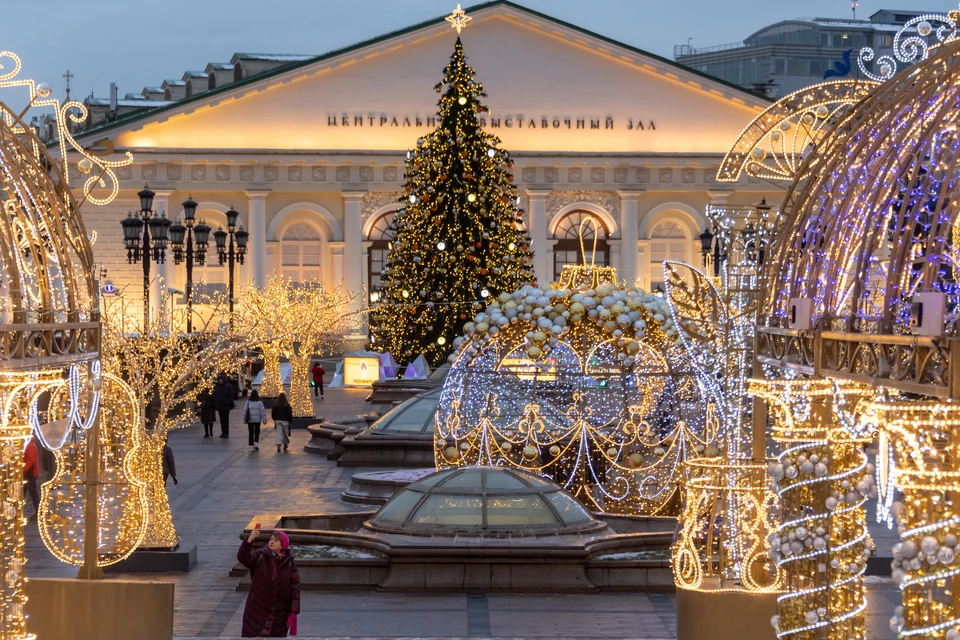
[409,195,417,204]
[487,148,496,158]
[458,97,467,105]
[481,289,490,298]
[437,241,446,250]
[437,336,447,345]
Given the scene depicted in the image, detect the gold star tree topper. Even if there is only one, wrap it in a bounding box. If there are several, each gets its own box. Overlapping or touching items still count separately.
[445,3,472,34]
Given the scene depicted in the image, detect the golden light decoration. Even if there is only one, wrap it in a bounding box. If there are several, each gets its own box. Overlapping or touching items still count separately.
[673,457,782,593]
[0,50,129,636]
[717,79,876,183]
[445,3,472,34]
[861,400,960,639]
[236,275,359,418]
[749,378,875,640]
[437,262,720,516]
[36,369,147,566]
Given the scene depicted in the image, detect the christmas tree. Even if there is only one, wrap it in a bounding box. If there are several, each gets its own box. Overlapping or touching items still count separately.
[370,38,535,366]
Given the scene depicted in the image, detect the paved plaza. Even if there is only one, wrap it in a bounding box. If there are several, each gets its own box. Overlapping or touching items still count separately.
[25,386,902,639]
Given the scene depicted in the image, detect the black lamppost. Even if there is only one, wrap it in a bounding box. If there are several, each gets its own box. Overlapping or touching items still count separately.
[212,207,249,327]
[168,196,212,334]
[121,185,170,333]
[698,227,714,269]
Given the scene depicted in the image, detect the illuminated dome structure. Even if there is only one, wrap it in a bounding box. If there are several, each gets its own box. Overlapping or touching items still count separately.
[437,258,719,516]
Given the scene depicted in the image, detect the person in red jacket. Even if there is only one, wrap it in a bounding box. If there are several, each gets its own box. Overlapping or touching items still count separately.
[23,437,40,519]
[311,362,325,399]
[239,528,300,637]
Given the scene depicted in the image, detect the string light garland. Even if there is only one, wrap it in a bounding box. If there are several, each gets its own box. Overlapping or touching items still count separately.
[749,378,875,640]
[437,262,718,516]
[236,275,359,418]
[368,37,535,367]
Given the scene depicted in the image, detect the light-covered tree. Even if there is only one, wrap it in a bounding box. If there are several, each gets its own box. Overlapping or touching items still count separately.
[237,276,359,418]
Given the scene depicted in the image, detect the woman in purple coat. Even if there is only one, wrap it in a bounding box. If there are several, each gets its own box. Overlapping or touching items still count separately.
[238,528,301,637]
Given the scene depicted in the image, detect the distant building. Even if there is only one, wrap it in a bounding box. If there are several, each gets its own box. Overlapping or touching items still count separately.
[675,9,935,97]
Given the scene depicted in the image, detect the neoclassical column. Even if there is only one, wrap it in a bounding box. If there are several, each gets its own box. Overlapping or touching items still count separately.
[525,189,551,283]
[152,189,175,324]
[245,190,270,288]
[341,191,366,306]
[618,189,643,285]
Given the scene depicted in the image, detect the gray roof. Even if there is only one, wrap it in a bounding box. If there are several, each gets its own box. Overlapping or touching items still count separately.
[161,79,186,87]
[182,71,208,79]
[232,53,313,62]
[86,98,174,108]
[205,62,234,71]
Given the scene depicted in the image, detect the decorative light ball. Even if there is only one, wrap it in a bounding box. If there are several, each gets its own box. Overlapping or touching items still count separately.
[946,534,958,548]
[522,446,538,461]
[437,336,447,346]
[467,194,477,202]
[481,289,490,298]
[900,540,919,560]
[790,540,804,554]
[891,568,905,585]
[501,442,512,453]
[508,242,516,250]
[799,460,814,475]
[487,148,496,158]
[917,20,933,36]
[920,536,941,556]
[443,446,459,461]
[816,607,826,618]
[409,195,417,203]
[825,496,838,510]
[458,96,467,105]
[785,465,798,479]
[36,82,52,97]
[813,462,827,477]
[770,615,780,629]
[437,241,446,250]
[77,158,94,174]
[548,445,560,457]
[813,537,826,551]
[804,610,819,625]
[402,290,410,298]
[938,547,956,564]
[627,452,643,468]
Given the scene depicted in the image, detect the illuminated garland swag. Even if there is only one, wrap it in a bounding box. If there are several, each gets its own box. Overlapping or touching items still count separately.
[369,38,534,366]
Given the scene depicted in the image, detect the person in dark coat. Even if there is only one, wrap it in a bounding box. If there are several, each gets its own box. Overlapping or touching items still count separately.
[199,391,217,438]
[213,374,236,438]
[239,528,300,638]
[162,443,177,486]
[271,393,294,453]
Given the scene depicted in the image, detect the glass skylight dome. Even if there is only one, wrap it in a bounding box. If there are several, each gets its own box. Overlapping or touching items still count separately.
[369,388,441,435]
[366,467,602,534]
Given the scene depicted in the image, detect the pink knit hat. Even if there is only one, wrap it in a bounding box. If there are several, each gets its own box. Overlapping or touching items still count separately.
[274,530,289,550]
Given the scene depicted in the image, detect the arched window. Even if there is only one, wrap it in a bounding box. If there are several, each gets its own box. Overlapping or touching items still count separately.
[281,223,323,285]
[185,81,193,98]
[233,64,243,82]
[649,220,690,291]
[208,74,216,90]
[163,88,172,101]
[367,211,395,294]
[553,211,610,281]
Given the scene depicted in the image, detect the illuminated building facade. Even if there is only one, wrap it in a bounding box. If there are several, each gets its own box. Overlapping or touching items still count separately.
[67,1,777,324]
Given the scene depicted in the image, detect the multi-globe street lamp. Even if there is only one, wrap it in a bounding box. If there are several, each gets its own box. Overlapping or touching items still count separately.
[167,196,211,333]
[120,185,170,332]
[212,207,249,327]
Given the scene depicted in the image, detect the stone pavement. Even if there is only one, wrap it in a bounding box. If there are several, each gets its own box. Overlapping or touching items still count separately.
[24,385,904,639]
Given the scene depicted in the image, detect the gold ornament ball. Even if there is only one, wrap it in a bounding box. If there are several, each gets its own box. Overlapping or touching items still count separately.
[522,445,538,461]
[501,441,513,452]
[444,446,459,461]
[77,158,94,174]
[548,445,560,457]
[628,452,643,468]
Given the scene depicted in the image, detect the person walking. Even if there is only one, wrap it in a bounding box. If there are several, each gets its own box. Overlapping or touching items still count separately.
[244,390,268,452]
[271,393,293,453]
[162,443,178,486]
[199,390,216,438]
[238,528,300,638]
[311,362,325,399]
[213,373,235,438]
[23,436,40,520]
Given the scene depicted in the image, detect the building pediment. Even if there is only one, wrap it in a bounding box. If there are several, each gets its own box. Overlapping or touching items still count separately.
[79,1,768,155]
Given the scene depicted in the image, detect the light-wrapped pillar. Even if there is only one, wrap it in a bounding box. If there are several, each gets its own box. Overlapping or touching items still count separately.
[863,401,960,639]
[749,379,874,640]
